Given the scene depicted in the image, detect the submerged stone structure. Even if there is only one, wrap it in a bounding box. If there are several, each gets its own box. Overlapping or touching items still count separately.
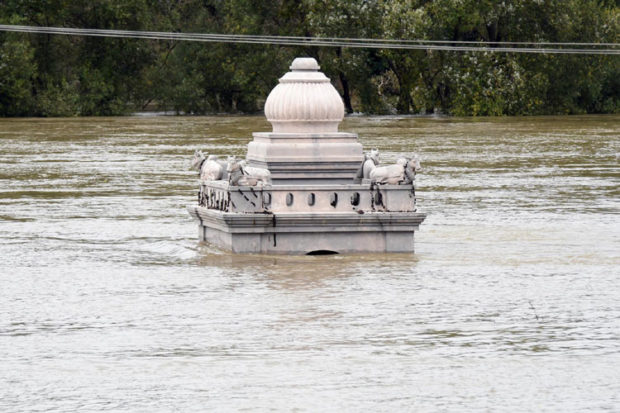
[187,57,426,254]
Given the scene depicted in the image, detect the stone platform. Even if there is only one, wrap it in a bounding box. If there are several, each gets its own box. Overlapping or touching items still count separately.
[188,207,425,254]
[187,180,425,254]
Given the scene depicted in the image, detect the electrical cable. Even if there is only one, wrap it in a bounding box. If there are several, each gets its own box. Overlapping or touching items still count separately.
[0,24,618,55]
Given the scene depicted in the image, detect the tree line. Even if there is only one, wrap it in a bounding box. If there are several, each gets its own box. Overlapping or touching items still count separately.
[0,0,618,117]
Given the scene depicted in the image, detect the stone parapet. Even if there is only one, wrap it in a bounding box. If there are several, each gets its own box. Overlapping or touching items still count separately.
[197,181,418,214]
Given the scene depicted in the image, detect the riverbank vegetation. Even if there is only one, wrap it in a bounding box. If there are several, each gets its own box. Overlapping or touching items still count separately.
[1,0,618,117]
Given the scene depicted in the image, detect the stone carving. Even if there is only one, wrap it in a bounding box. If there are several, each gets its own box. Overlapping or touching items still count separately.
[191,150,228,181]
[191,150,205,171]
[227,157,272,186]
[369,158,406,184]
[404,154,422,183]
[187,57,426,254]
[355,149,380,182]
[366,154,421,185]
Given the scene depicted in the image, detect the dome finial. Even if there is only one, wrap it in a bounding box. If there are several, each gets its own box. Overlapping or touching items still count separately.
[290,57,320,71]
[264,57,345,133]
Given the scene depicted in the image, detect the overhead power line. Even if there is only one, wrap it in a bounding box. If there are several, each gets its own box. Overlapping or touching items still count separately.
[0,24,618,55]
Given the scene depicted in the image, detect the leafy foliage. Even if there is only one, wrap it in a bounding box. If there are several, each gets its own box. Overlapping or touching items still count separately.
[0,0,618,116]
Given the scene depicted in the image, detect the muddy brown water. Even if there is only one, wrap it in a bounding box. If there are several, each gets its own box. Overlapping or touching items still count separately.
[1,115,619,411]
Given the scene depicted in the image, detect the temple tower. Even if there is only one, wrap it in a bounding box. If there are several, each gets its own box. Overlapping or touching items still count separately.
[188,57,426,254]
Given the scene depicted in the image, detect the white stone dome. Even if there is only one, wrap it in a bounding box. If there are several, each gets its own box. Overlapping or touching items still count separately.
[264,57,345,133]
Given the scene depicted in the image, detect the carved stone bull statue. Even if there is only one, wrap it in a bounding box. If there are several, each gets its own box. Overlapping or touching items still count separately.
[369,158,407,184]
[368,154,421,185]
[354,149,380,182]
[227,157,271,186]
[403,154,421,183]
[191,150,228,181]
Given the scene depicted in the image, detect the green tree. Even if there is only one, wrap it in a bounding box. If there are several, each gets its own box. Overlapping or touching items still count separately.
[0,36,37,116]
[0,0,617,117]
[306,0,387,113]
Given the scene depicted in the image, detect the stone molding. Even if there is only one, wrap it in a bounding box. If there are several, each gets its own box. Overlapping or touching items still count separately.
[189,206,426,233]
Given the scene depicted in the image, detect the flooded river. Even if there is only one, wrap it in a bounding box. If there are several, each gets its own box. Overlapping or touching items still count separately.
[1,115,619,411]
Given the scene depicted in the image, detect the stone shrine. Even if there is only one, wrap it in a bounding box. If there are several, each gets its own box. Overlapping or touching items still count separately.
[187,57,426,254]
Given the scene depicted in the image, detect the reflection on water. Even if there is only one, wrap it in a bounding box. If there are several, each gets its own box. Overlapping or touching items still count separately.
[0,115,619,411]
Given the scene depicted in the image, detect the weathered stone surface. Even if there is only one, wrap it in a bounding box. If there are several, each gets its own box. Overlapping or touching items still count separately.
[188,57,426,254]
[188,206,425,254]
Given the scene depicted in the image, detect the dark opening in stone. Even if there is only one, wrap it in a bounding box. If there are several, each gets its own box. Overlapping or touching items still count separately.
[306,250,339,255]
[307,192,316,206]
[330,192,338,207]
